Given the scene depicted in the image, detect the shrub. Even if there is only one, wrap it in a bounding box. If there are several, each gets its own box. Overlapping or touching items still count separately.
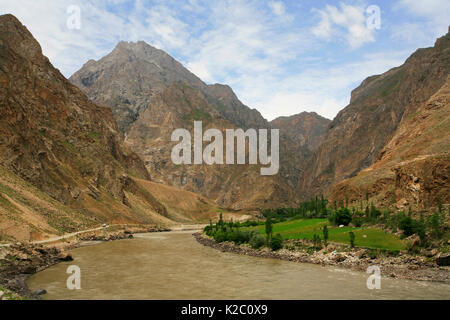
[270,233,283,251]
[213,230,227,243]
[352,217,363,227]
[249,234,266,249]
[349,231,355,248]
[334,207,352,226]
[399,216,416,237]
[265,216,273,242]
[428,211,445,239]
[322,225,329,246]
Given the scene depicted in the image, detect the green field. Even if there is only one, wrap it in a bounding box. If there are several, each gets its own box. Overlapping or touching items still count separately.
[246,219,406,251]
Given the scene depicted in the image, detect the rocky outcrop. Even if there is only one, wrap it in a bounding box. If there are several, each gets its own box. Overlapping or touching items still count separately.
[124,82,299,210]
[70,41,206,134]
[329,70,450,210]
[0,243,73,298]
[271,112,331,152]
[0,14,225,241]
[70,41,312,210]
[304,30,450,202]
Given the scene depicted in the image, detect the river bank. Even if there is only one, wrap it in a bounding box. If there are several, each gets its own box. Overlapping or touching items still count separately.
[194,232,450,283]
[0,225,170,299]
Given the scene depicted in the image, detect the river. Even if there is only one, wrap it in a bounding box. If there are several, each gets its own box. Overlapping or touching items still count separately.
[27,231,450,299]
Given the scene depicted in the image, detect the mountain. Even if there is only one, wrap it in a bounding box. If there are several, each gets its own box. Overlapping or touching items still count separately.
[270,112,331,151]
[0,14,222,241]
[330,71,450,210]
[70,41,268,134]
[305,30,450,208]
[70,41,313,210]
[70,41,206,134]
[123,81,299,210]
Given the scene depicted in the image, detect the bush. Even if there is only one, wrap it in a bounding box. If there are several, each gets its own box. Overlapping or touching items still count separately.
[349,231,355,248]
[334,207,352,226]
[270,233,283,251]
[249,234,266,249]
[352,217,363,227]
[399,216,416,237]
[213,230,227,243]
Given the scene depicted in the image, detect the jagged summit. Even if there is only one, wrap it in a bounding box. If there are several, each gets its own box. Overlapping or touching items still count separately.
[70,39,268,132]
[0,14,45,62]
[270,112,331,152]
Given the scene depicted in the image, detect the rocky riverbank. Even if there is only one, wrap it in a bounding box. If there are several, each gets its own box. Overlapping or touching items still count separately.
[194,233,450,283]
[0,225,169,299]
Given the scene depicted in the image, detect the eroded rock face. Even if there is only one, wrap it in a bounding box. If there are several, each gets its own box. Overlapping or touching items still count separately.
[124,82,299,210]
[328,33,450,210]
[0,14,151,202]
[70,41,316,210]
[0,14,194,240]
[304,30,450,201]
[270,112,331,152]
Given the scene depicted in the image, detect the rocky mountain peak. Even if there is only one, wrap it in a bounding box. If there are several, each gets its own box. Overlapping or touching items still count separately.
[0,14,45,63]
[270,112,331,151]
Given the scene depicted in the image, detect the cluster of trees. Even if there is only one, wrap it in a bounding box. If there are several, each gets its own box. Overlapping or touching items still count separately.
[206,197,447,253]
[262,196,328,220]
[203,214,283,251]
[328,197,448,248]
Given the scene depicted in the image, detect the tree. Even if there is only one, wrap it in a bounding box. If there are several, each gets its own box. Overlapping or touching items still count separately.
[265,216,273,243]
[429,211,444,239]
[349,231,355,248]
[313,234,321,248]
[323,225,329,246]
[270,233,283,251]
[399,216,416,237]
[334,207,352,226]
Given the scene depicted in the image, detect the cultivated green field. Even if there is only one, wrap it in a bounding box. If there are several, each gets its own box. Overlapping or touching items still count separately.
[247,219,406,251]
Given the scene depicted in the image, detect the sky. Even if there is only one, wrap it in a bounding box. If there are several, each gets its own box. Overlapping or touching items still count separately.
[1,0,449,121]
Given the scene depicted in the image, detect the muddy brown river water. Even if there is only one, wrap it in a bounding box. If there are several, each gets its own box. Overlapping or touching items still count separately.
[27,231,450,299]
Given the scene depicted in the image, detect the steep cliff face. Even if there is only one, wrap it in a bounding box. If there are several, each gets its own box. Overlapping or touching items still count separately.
[0,14,151,198]
[0,15,222,241]
[70,41,313,210]
[327,31,450,210]
[303,30,450,200]
[270,112,331,152]
[124,82,298,210]
[329,73,450,210]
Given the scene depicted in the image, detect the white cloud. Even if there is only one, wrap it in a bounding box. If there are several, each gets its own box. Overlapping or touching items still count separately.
[312,3,376,48]
[238,49,410,121]
[268,1,285,16]
[186,61,213,82]
[0,0,437,123]
[395,0,450,41]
